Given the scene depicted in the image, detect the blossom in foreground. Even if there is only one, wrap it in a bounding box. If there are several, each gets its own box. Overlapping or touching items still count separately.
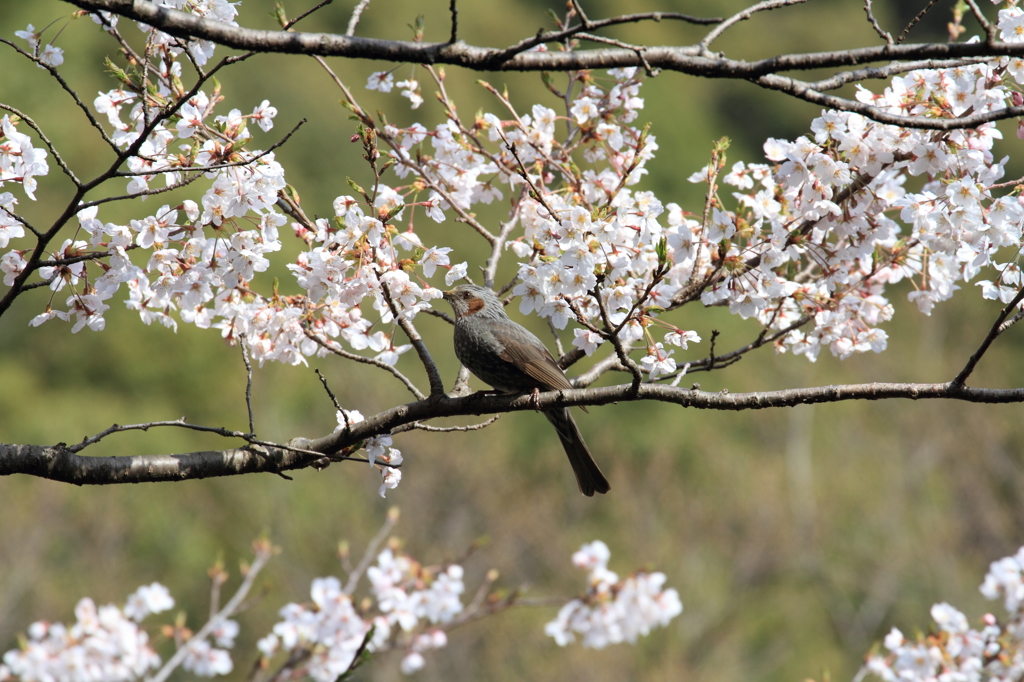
[859,544,1024,682]
[0,583,174,682]
[545,540,683,648]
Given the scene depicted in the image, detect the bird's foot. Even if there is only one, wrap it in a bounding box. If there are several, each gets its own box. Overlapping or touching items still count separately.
[529,387,542,410]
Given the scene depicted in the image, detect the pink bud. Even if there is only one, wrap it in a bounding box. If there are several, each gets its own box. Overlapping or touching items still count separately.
[1017,119,1024,140]
[1013,91,1024,107]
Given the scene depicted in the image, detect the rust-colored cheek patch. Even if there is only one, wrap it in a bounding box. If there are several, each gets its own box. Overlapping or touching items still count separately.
[466,297,485,315]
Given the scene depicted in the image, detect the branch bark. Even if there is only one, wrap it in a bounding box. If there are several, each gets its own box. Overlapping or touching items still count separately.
[4,379,1021,485]
[58,0,1024,130]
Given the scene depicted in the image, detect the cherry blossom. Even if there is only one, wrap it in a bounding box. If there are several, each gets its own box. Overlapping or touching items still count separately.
[859,544,1024,682]
[545,540,682,649]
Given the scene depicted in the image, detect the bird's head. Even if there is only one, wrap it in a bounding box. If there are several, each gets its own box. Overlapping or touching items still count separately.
[442,284,502,320]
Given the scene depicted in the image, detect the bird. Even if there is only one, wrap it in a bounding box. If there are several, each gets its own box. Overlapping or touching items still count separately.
[441,283,610,496]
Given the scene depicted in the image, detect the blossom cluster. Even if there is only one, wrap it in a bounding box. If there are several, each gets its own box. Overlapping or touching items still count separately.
[0,529,686,680]
[544,540,682,648]
[0,583,179,682]
[2,1,1024,502]
[358,30,1024,373]
[257,545,465,679]
[862,545,1024,682]
[88,0,239,66]
[4,0,1024,385]
[369,66,707,374]
[335,408,405,497]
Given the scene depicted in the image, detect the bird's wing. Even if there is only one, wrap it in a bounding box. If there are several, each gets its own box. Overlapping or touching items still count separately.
[499,337,574,391]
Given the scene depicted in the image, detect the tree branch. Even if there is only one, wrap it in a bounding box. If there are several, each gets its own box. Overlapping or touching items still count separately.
[6,377,1024,485]
[58,0,1024,128]
[950,286,1024,388]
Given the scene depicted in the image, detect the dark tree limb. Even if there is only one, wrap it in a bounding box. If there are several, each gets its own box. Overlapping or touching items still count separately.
[58,0,1024,128]
[4,379,1023,485]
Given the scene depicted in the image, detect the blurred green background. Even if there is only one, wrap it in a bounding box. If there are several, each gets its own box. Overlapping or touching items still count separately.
[3,0,1024,680]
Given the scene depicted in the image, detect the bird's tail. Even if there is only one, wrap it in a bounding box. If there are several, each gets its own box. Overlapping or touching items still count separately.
[544,408,610,497]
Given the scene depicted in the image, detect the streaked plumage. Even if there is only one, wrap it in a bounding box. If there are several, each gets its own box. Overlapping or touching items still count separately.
[442,284,610,496]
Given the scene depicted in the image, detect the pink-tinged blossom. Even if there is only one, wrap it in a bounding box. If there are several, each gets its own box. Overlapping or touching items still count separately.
[0,115,49,200]
[367,71,394,92]
[640,343,676,381]
[1,588,164,682]
[123,582,174,622]
[445,261,468,286]
[572,328,605,355]
[14,25,38,50]
[251,100,277,132]
[396,79,423,109]
[547,541,682,649]
[182,639,233,677]
[420,246,451,278]
[570,97,600,124]
[40,44,64,66]
[664,330,700,349]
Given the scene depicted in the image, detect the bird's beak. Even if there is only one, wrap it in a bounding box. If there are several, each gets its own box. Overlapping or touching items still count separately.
[441,289,452,301]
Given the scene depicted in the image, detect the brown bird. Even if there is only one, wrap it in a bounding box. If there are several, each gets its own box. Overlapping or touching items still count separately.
[442,284,610,496]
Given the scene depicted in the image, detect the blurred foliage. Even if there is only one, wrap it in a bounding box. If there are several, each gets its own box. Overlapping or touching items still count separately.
[2,0,1024,681]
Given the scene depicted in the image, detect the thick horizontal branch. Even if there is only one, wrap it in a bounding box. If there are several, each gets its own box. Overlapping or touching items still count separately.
[0,441,321,485]
[61,0,1024,76]
[288,379,1024,459]
[5,380,1021,485]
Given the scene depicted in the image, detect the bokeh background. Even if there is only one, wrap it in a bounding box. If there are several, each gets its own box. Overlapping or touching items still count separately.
[3,0,1024,680]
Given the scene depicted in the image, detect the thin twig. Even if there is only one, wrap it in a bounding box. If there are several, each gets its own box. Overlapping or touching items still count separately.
[896,0,942,44]
[69,419,249,453]
[0,104,80,185]
[570,350,627,387]
[0,38,118,151]
[398,415,500,432]
[377,277,447,397]
[112,118,307,177]
[346,0,373,37]
[570,0,592,29]
[286,0,335,30]
[315,368,344,412]
[77,171,208,209]
[594,283,643,392]
[482,219,517,290]
[0,204,42,239]
[863,0,893,45]
[962,0,996,43]
[700,0,808,52]
[950,286,1024,388]
[240,340,255,435]
[490,10,722,62]
[684,315,813,374]
[450,365,473,397]
[150,543,273,682]
[303,327,425,400]
[807,58,989,92]
[577,32,658,76]
[546,316,565,357]
[35,244,141,268]
[344,508,399,594]
[448,0,458,43]
[999,308,1024,334]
